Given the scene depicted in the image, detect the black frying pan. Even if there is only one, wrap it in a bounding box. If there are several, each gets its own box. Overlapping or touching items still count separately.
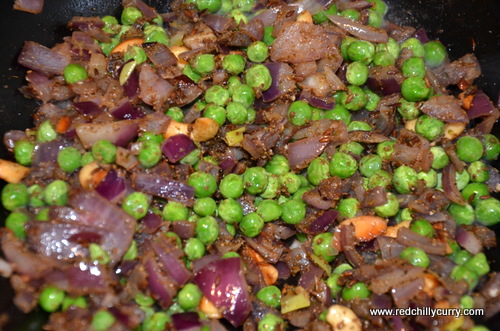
[0,0,499,329]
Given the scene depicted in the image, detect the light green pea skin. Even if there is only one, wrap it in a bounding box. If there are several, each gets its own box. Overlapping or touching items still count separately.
[397,208,413,223]
[243,167,269,195]
[455,170,470,191]
[397,98,421,120]
[81,152,94,166]
[401,38,425,57]
[256,285,281,308]
[122,192,150,219]
[448,203,475,225]
[123,240,138,261]
[43,180,68,206]
[337,198,360,219]
[89,243,111,265]
[180,149,201,166]
[259,174,280,199]
[162,201,189,221]
[364,88,381,111]
[279,172,301,195]
[28,184,45,208]
[92,310,116,331]
[258,314,285,331]
[178,283,203,310]
[430,146,449,169]
[5,211,30,239]
[196,216,219,245]
[265,155,290,175]
[39,286,65,312]
[373,192,399,217]
[183,64,202,83]
[280,199,306,224]
[464,252,490,277]
[257,199,282,222]
[142,312,171,331]
[37,121,57,142]
[307,157,330,186]
[359,154,382,177]
[35,208,50,221]
[324,104,351,125]
[124,46,147,65]
[393,165,418,194]
[348,121,371,132]
[376,140,395,160]
[62,296,87,311]
[339,141,364,156]
[468,160,490,183]
[418,169,437,188]
[451,265,479,290]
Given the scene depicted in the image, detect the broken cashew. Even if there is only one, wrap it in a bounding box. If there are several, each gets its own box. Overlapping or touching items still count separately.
[79,161,107,189]
[0,159,30,183]
[326,305,362,331]
[163,117,219,142]
[443,122,466,140]
[199,296,222,319]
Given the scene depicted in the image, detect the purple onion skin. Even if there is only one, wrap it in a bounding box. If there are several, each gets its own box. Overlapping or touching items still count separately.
[162,134,197,163]
[111,100,145,120]
[171,312,201,331]
[308,209,339,234]
[95,170,126,202]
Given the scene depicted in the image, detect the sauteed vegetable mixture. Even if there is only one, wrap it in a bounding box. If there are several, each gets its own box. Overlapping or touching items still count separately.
[1,0,500,330]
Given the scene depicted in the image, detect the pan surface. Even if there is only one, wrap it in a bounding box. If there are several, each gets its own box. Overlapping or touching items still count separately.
[0,0,499,329]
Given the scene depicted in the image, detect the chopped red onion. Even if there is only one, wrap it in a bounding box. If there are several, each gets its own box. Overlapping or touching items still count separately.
[456,227,483,255]
[171,312,201,331]
[74,101,103,118]
[125,0,158,19]
[132,173,195,206]
[140,211,163,234]
[396,227,448,255]
[123,68,140,99]
[76,119,140,148]
[442,163,467,205]
[308,209,339,234]
[111,99,145,120]
[298,91,335,110]
[298,264,324,291]
[203,14,233,33]
[32,139,70,165]
[366,76,401,96]
[172,221,196,239]
[262,62,292,102]
[162,134,196,163]
[95,170,126,203]
[18,41,70,75]
[152,241,191,286]
[14,0,44,14]
[468,90,496,119]
[326,14,388,43]
[286,137,329,171]
[413,28,429,43]
[145,258,175,309]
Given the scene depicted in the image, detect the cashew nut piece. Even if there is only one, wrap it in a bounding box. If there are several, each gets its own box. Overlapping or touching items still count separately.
[163,117,220,142]
[199,296,222,319]
[79,161,107,189]
[169,45,189,68]
[443,122,466,140]
[0,159,30,183]
[404,118,417,132]
[326,305,362,331]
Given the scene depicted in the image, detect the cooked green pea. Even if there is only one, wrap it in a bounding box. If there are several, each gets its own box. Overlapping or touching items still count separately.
[453,249,472,265]
[193,197,216,216]
[164,107,184,123]
[376,37,400,59]
[348,121,372,132]
[162,201,188,221]
[482,134,500,160]
[455,169,470,191]
[372,50,395,67]
[121,6,143,24]
[400,247,430,268]
[346,61,369,86]
[451,265,479,290]
[142,312,171,331]
[324,104,351,125]
[226,101,248,125]
[57,147,82,172]
[401,77,431,102]
[279,172,301,195]
[339,141,364,156]
[340,86,368,111]
[36,120,57,142]
[191,54,215,75]
[89,243,110,265]
[180,148,201,166]
[263,26,275,46]
[2,183,29,211]
[183,64,202,83]
[247,41,269,63]
[418,169,438,188]
[424,41,447,68]
[456,136,484,163]
[205,85,230,106]
[123,240,138,261]
[265,155,290,175]
[288,100,312,126]
[178,283,203,310]
[312,4,337,24]
[365,169,392,190]
[342,282,371,300]
[196,216,219,245]
[340,9,360,21]
[219,174,244,199]
[329,152,358,179]
[188,171,217,198]
[448,203,475,225]
[35,207,50,221]
[312,232,337,262]
[92,139,117,164]
[281,199,306,224]
[14,140,35,166]
[122,192,149,219]
[410,219,434,238]
[240,212,264,237]
[64,63,88,84]
[222,54,246,75]
[243,167,268,195]
[257,286,281,308]
[258,314,285,331]
[376,140,396,160]
[459,295,474,310]
[39,286,65,312]
[368,9,383,28]
[359,154,382,177]
[401,38,425,57]
[5,211,29,239]
[393,165,418,194]
[62,296,87,311]
[368,0,387,16]
[81,151,94,166]
[468,160,489,183]
[245,64,272,91]
[27,184,44,208]
[138,141,161,168]
[256,199,282,222]
[307,157,330,186]
[430,146,449,169]
[337,198,360,219]
[475,198,500,226]
[259,174,280,199]
[364,88,381,111]
[184,237,206,260]
[102,15,120,34]
[416,114,445,141]
[402,56,426,78]
[373,192,399,217]
[196,0,222,12]
[43,180,68,206]
[230,9,248,24]
[218,198,244,223]
[347,40,375,64]
[462,182,490,206]
[92,310,116,331]
[397,98,420,120]
[464,252,490,277]
[397,208,413,223]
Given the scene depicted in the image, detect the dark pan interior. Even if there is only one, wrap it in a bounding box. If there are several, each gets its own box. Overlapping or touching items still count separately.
[0,0,499,329]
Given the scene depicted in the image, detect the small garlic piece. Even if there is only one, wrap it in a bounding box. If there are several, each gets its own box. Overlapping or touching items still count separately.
[326,305,362,331]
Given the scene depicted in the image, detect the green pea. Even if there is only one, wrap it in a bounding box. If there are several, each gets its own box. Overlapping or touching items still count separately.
[312,232,337,262]
[233,0,254,11]
[453,249,472,265]
[347,40,375,64]
[81,152,94,166]
[263,26,275,46]
[184,237,206,260]
[193,197,216,217]
[56,147,82,173]
[162,201,188,221]
[183,64,202,83]
[340,86,368,111]
[145,27,169,46]
[121,6,143,24]
[372,50,395,67]
[64,63,88,84]
[455,169,470,191]
[178,283,203,310]
[448,203,474,225]
[430,146,449,169]
[14,140,35,166]
[368,9,383,28]
[334,263,353,275]
[222,54,246,75]
[324,104,351,124]
[92,310,116,331]
[461,182,489,207]
[245,64,272,91]
[258,314,285,331]
[39,286,65,312]
[196,216,219,245]
[239,212,264,237]
[364,88,381,111]
[165,107,184,123]
[401,38,425,57]
[329,152,358,179]
[326,274,342,296]
[307,157,330,186]
[188,171,217,198]
[400,247,430,268]
[231,84,255,108]
[348,121,371,132]
[416,114,444,141]
[205,85,230,106]
[346,61,369,86]
[62,296,87,311]
[43,180,68,206]
[242,167,268,195]
[456,136,484,163]
[123,240,138,261]
[219,174,244,199]
[256,199,282,222]
[2,183,29,211]
[5,211,29,239]
[368,0,387,16]
[397,98,421,120]
[337,198,360,219]
[102,15,120,34]
[226,101,248,124]
[120,192,149,219]
[469,327,490,331]
[247,41,269,63]
[393,165,418,194]
[92,139,117,164]
[464,253,490,277]
[280,199,306,224]
[482,134,500,161]
[124,46,147,65]
[424,41,447,68]
[468,160,489,183]
[340,9,360,21]
[180,149,201,166]
[459,295,474,310]
[402,56,426,78]
[365,169,392,190]
[36,120,57,142]
[265,155,290,175]
[312,4,337,24]
[397,207,413,223]
[451,265,479,290]
[27,184,44,208]
[142,312,171,331]
[342,282,371,300]
[35,207,50,221]
[288,100,312,126]
[256,286,281,308]
[410,219,434,238]
[191,54,215,75]
[259,174,280,199]
[138,141,162,168]
[475,198,500,226]
[338,142,364,157]
[417,169,438,188]
[401,77,431,102]
[89,243,110,265]
[373,192,399,217]
[376,140,395,160]
[376,37,400,59]
[279,172,301,195]
[359,154,382,177]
